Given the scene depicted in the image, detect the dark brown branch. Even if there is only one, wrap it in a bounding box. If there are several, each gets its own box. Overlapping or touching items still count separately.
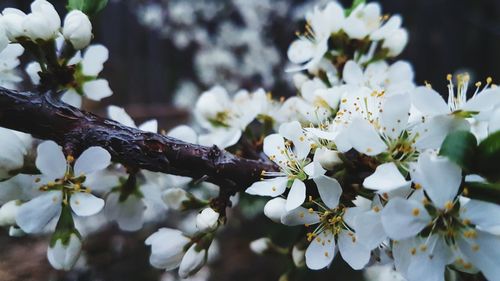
[0,87,277,190]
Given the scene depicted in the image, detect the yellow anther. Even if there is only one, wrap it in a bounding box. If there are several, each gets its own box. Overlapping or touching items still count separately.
[414,183,422,190]
[412,208,420,216]
[410,248,417,255]
[475,81,482,87]
[446,74,452,81]
[372,206,380,213]
[67,155,75,163]
[486,77,493,84]
[462,219,471,225]
[308,208,314,214]
[444,201,454,211]
[419,244,427,252]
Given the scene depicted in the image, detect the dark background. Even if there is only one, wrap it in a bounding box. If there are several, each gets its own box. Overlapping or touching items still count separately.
[0,1,499,281]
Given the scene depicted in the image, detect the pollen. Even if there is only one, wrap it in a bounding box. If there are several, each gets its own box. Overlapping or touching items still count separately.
[67,155,75,163]
[471,244,480,252]
[419,244,427,252]
[414,183,422,190]
[272,186,276,192]
[410,248,417,255]
[446,74,452,81]
[486,76,493,84]
[412,208,420,216]
[308,208,314,214]
[444,201,454,211]
[324,251,329,257]
[299,212,305,218]
[372,206,380,213]
[463,230,477,239]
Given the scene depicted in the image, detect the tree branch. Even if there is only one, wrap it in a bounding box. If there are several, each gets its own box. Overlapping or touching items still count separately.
[0,87,277,190]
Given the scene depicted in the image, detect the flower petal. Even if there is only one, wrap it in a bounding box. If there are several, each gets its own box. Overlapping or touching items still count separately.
[167,125,198,143]
[457,230,500,281]
[348,118,387,156]
[36,141,67,179]
[245,177,288,197]
[263,134,287,167]
[363,162,411,192]
[74,146,111,176]
[82,44,108,76]
[381,197,431,240]
[313,175,342,209]
[70,192,104,217]
[107,105,136,128]
[138,120,158,133]
[418,152,461,209]
[83,79,113,101]
[460,199,500,231]
[105,192,145,231]
[411,86,449,116]
[338,229,370,270]
[279,121,311,159]
[281,206,320,226]
[286,179,306,211]
[380,93,410,139]
[305,231,335,270]
[61,89,82,108]
[16,191,62,233]
[343,60,364,85]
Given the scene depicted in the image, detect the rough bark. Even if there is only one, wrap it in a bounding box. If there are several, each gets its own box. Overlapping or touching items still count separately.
[0,87,277,190]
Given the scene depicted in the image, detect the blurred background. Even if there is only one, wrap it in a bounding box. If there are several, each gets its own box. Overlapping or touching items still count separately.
[0,0,499,280]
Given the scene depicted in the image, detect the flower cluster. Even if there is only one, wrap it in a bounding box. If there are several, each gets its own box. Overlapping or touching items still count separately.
[0,0,498,280]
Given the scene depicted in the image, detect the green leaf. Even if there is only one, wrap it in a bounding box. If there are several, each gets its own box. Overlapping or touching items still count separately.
[67,0,108,16]
[345,0,366,16]
[464,181,500,204]
[439,130,477,171]
[476,131,500,182]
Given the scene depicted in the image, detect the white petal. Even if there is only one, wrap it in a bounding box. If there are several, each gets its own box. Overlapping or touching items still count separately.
[381,197,431,240]
[354,210,386,250]
[16,191,62,233]
[107,105,136,128]
[460,199,500,231]
[489,107,500,133]
[281,206,320,226]
[343,60,364,85]
[348,118,387,156]
[414,115,470,150]
[198,128,241,149]
[167,125,198,143]
[338,230,370,270]
[36,141,67,179]
[287,39,314,64]
[418,152,461,209]
[245,177,288,197]
[457,230,500,281]
[462,88,500,112]
[313,175,342,209]
[83,79,113,101]
[105,193,145,231]
[407,235,451,281]
[74,146,111,176]
[411,87,449,116]
[139,120,158,133]
[285,179,306,211]
[305,231,335,270]
[61,89,82,108]
[263,134,287,167]
[263,197,287,223]
[178,245,206,278]
[70,192,104,216]
[47,233,82,271]
[279,121,310,159]
[380,93,410,139]
[82,44,108,76]
[363,162,411,192]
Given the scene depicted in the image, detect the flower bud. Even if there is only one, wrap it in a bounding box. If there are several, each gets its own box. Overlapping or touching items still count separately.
[195,208,219,232]
[63,10,92,50]
[0,23,8,53]
[263,197,286,223]
[145,228,190,270]
[315,147,343,171]
[292,245,305,267]
[0,128,28,179]
[383,29,408,57]
[249,237,271,255]
[23,0,60,41]
[178,244,206,278]
[2,8,27,41]
[162,188,189,210]
[47,232,82,271]
[0,200,20,226]
[9,226,25,237]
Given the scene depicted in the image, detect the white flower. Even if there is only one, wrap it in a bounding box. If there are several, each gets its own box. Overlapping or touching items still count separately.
[343,3,381,39]
[287,2,345,71]
[47,232,82,271]
[0,44,24,89]
[381,152,500,281]
[314,147,343,171]
[179,244,207,278]
[145,228,190,270]
[1,8,27,41]
[246,122,318,211]
[23,0,61,41]
[104,192,146,232]
[0,127,31,180]
[63,10,92,50]
[108,105,158,132]
[0,22,8,53]
[249,237,271,254]
[411,74,500,148]
[263,197,287,223]
[162,188,189,210]
[292,245,306,267]
[15,141,110,233]
[343,60,414,94]
[195,208,219,232]
[0,200,20,226]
